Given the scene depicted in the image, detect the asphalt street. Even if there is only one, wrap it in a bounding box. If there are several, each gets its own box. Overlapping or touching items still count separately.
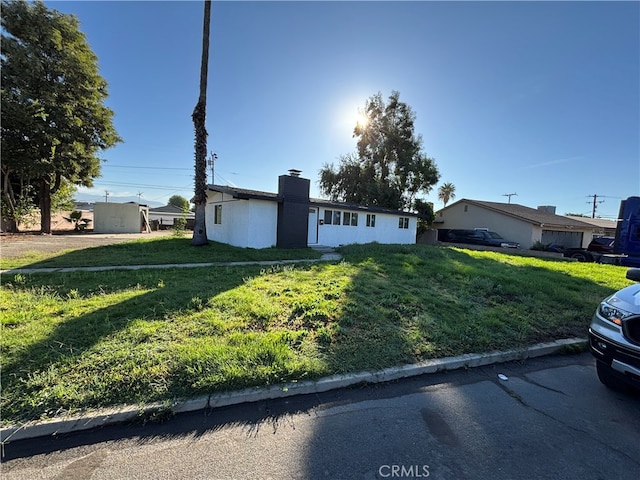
[2,352,639,480]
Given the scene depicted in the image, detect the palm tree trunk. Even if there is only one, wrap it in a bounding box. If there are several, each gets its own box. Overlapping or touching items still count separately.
[191,0,211,246]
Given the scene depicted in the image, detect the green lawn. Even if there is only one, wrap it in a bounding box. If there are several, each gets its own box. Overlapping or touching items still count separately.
[1,242,632,425]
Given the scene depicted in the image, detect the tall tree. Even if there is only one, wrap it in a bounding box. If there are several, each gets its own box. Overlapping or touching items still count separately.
[191,0,211,246]
[437,182,456,207]
[319,91,439,211]
[168,194,189,212]
[1,0,121,233]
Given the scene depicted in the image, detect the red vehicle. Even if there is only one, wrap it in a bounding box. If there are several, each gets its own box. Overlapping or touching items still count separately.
[562,197,640,267]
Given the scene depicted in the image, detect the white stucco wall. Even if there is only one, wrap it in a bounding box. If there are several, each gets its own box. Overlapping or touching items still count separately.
[316,207,416,247]
[149,212,194,226]
[206,192,278,248]
[94,202,145,233]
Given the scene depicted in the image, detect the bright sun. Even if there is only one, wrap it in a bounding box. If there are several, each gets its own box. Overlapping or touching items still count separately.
[354,111,369,129]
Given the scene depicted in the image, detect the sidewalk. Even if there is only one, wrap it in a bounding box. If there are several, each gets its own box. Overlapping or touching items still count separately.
[0,251,343,275]
[0,338,587,443]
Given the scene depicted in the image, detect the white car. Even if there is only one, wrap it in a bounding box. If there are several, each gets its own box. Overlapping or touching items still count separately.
[589,268,640,391]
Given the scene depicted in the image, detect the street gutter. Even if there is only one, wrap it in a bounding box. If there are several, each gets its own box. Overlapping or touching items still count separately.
[0,337,587,443]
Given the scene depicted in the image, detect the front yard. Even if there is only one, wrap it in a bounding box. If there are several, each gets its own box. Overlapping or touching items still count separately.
[0,242,631,425]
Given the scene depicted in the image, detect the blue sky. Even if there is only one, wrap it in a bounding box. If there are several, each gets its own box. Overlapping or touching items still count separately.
[50,1,639,219]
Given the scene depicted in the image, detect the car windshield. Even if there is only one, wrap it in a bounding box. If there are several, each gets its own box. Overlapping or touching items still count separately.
[486,232,504,239]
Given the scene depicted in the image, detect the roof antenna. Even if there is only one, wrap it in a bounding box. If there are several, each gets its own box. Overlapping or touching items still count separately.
[502,193,517,204]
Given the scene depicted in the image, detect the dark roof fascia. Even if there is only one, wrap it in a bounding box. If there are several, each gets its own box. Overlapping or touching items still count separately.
[310,198,419,217]
[442,199,595,229]
[207,185,417,217]
[208,184,279,202]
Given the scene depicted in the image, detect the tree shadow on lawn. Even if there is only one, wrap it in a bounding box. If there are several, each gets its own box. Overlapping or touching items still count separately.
[1,265,260,423]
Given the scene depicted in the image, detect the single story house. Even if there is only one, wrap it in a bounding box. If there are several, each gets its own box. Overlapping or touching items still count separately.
[205,171,419,249]
[566,216,617,237]
[93,202,150,234]
[149,204,195,228]
[435,199,595,249]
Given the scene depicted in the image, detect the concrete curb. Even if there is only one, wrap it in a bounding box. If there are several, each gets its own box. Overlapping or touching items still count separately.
[0,337,587,443]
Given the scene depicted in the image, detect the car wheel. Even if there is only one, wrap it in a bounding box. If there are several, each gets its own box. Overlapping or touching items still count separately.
[596,361,629,391]
[571,251,592,262]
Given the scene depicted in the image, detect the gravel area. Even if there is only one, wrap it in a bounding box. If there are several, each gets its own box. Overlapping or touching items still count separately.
[0,230,176,259]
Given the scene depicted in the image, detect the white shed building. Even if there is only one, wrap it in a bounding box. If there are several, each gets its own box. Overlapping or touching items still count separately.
[93,202,150,234]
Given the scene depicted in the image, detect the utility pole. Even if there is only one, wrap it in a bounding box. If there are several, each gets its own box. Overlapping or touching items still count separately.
[137,192,143,202]
[587,194,605,218]
[105,190,109,203]
[502,193,517,204]
[207,152,217,183]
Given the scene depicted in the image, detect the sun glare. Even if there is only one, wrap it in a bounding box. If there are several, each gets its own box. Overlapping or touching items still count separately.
[354,111,369,129]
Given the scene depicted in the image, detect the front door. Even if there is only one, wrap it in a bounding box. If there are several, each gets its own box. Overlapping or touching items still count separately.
[308,208,318,244]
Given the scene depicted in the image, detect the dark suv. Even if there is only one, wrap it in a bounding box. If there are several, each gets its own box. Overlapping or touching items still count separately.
[444,229,520,249]
[589,268,640,391]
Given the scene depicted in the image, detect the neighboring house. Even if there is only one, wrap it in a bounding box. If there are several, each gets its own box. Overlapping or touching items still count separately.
[566,216,617,237]
[93,202,150,234]
[435,199,595,249]
[73,201,94,212]
[205,171,419,249]
[149,204,194,228]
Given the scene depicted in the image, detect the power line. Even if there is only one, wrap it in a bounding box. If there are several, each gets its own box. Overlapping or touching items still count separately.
[102,164,192,171]
[587,194,605,218]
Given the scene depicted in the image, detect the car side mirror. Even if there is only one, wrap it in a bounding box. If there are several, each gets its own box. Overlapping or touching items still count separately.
[626,268,640,282]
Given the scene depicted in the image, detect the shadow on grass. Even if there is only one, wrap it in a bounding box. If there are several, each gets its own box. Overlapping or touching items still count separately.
[1,266,259,423]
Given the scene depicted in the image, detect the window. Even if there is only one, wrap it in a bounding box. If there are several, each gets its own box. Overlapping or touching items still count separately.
[214,204,222,224]
[366,214,376,227]
[351,212,358,226]
[333,210,341,225]
[398,217,409,229]
[343,212,351,226]
[324,209,333,225]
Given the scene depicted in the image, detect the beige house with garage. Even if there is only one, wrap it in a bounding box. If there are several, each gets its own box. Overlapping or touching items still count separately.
[435,199,596,249]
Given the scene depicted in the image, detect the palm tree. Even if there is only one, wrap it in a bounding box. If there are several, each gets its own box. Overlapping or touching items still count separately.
[191,0,211,246]
[438,182,456,207]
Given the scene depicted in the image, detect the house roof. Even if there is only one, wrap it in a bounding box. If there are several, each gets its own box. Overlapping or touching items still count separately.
[439,199,596,229]
[565,216,617,230]
[207,184,419,217]
[150,204,190,214]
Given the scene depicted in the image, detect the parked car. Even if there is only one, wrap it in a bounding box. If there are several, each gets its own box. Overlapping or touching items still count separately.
[444,229,520,248]
[587,236,615,253]
[589,268,640,391]
[563,236,615,261]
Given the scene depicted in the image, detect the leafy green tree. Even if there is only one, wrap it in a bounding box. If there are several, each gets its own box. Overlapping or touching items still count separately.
[319,91,440,211]
[437,182,456,207]
[191,0,211,246]
[414,198,435,236]
[51,180,77,213]
[168,195,189,212]
[1,0,121,233]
